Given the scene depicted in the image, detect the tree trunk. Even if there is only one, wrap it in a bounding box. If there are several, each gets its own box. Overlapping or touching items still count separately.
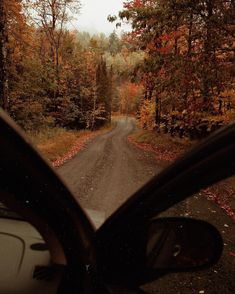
[202,0,214,112]
[155,94,160,126]
[183,8,194,109]
[55,44,60,98]
[91,93,97,131]
[0,0,8,110]
[187,9,193,57]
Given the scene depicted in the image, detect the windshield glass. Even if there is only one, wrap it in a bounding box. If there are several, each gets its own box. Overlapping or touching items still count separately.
[1,0,234,293]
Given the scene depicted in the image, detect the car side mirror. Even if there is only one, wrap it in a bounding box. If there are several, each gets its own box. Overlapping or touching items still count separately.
[146,218,223,271]
[97,217,223,287]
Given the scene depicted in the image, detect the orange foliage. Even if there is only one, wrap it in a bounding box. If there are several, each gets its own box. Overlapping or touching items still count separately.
[119,82,143,115]
[139,99,156,130]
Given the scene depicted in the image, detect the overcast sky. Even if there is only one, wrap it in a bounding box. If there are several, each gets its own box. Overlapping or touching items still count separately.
[72,0,130,35]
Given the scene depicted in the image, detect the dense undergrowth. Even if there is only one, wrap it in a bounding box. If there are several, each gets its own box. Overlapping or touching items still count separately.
[27,122,115,164]
[27,128,91,162]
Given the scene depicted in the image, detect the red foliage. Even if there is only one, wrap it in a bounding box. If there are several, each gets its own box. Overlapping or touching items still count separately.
[157,44,173,54]
[160,32,178,42]
[128,136,184,162]
[203,185,235,222]
[52,133,98,168]
[129,83,140,98]
[123,0,153,9]
[122,29,145,46]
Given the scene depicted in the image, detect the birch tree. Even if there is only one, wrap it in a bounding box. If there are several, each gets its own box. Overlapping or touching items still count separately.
[26,0,81,100]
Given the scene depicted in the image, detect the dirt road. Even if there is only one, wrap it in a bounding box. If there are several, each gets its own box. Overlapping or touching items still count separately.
[58,117,234,294]
[58,117,162,218]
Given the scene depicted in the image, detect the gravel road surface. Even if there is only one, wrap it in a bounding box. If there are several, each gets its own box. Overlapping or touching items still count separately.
[58,117,162,218]
[58,117,234,294]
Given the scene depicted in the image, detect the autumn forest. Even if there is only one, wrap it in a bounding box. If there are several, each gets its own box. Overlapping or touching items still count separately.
[0,0,234,140]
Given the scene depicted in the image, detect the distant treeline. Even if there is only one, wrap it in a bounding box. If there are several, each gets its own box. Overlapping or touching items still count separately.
[0,0,140,131]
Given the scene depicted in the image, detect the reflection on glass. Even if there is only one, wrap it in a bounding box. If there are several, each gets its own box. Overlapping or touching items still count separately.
[147,219,218,270]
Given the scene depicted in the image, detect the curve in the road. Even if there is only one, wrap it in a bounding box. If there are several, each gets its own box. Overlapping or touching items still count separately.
[58,117,161,218]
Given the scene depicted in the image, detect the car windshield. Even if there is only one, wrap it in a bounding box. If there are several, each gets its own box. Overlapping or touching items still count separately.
[0,0,234,293]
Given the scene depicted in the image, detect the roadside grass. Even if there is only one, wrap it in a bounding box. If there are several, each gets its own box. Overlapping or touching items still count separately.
[130,129,195,157]
[27,128,91,162]
[27,122,115,162]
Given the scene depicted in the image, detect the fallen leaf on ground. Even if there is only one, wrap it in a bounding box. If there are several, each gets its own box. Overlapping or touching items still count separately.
[52,133,97,168]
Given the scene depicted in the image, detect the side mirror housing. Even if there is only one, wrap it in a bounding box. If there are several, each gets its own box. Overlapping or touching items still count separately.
[146,217,223,270]
[97,218,223,287]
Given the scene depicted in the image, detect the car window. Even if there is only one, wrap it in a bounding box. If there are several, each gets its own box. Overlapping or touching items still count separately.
[142,176,235,294]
